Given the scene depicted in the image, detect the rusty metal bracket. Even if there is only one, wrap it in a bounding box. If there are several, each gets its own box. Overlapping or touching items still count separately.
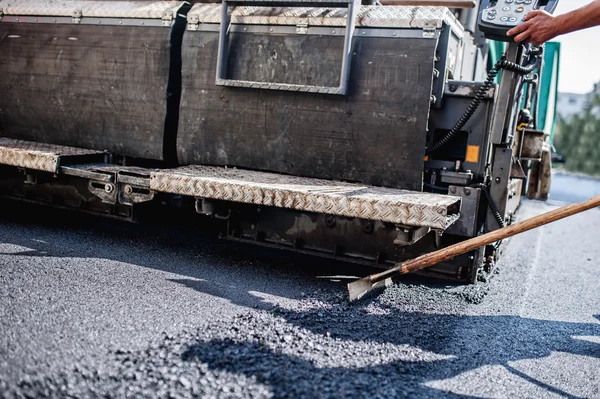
[394,225,431,246]
[195,198,217,216]
[422,27,436,38]
[446,185,482,237]
[162,10,174,27]
[440,169,473,185]
[187,14,199,31]
[88,180,117,204]
[72,10,82,24]
[119,183,154,205]
[519,128,546,160]
[116,168,153,205]
[295,21,308,34]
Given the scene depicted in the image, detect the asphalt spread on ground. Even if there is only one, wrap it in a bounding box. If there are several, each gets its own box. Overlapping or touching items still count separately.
[0,181,599,398]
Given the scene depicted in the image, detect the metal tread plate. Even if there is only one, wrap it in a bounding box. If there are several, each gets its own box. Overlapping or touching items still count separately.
[216,78,345,94]
[63,164,153,175]
[0,137,106,173]
[0,0,183,19]
[227,0,353,3]
[60,163,154,184]
[226,0,353,4]
[150,166,461,229]
[187,4,464,35]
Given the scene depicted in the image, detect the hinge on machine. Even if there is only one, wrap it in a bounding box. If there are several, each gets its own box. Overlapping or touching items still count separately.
[72,10,82,24]
[296,21,308,35]
[422,27,436,38]
[187,14,199,31]
[162,11,174,27]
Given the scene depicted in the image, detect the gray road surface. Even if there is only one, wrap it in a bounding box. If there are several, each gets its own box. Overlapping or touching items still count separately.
[548,169,600,204]
[0,173,599,398]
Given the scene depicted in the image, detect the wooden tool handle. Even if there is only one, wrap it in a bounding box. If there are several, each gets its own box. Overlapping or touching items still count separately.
[372,195,600,281]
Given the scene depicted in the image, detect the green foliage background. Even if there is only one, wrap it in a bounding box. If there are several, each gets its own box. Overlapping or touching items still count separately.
[554,95,600,176]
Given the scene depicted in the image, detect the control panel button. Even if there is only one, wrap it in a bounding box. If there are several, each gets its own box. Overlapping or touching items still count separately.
[502,6,511,10]
[516,6,525,12]
[488,14,497,20]
[509,17,517,21]
[500,16,509,21]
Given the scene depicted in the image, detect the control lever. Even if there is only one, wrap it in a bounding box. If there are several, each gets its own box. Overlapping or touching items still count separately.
[477,0,559,41]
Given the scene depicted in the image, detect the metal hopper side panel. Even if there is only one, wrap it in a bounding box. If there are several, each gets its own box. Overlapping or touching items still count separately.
[0,1,179,161]
[177,28,439,191]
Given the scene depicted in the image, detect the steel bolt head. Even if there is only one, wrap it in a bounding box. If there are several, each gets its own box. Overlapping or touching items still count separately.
[124,185,133,195]
[324,216,336,228]
[104,184,114,193]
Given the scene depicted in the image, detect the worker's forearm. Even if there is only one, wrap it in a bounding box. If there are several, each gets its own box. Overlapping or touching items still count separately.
[554,0,600,36]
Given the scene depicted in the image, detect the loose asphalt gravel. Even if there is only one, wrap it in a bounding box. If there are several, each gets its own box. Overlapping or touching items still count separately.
[0,171,599,398]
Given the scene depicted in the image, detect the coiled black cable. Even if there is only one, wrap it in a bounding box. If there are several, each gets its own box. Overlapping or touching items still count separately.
[471,182,505,249]
[472,183,505,228]
[425,57,536,156]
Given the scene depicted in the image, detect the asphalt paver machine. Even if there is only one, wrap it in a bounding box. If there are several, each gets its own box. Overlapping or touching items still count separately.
[0,0,559,282]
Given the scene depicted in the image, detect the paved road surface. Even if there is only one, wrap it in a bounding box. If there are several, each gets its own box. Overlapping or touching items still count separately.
[548,169,600,204]
[0,173,598,398]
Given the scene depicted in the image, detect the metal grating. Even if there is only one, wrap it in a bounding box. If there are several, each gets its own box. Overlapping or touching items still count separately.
[0,137,106,173]
[0,0,183,19]
[150,166,461,229]
[188,4,464,35]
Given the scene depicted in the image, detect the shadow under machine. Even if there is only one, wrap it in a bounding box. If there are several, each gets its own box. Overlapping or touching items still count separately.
[0,0,558,281]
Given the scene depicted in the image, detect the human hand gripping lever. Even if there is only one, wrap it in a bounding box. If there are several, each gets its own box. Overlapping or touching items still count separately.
[507,0,600,45]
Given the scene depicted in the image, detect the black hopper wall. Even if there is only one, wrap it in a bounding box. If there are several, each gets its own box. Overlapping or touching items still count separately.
[0,20,173,161]
[176,29,438,191]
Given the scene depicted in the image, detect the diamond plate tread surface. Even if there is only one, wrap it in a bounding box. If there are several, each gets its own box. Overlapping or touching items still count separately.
[228,0,352,3]
[66,164,153,176]
[217,79,343,94]
[0,0,183,19]
[188,4,464,34]
[0,137,104,173]
[150,166,461,229]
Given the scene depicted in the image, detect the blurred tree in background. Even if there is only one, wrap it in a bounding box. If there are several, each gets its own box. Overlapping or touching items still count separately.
[554,95,600,176]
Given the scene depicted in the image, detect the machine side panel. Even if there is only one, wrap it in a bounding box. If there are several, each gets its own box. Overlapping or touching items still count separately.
[178,31,436,190]
[0,23,169,160]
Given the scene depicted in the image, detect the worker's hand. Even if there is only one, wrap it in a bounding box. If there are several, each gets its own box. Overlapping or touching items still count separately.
[507,10,559,46]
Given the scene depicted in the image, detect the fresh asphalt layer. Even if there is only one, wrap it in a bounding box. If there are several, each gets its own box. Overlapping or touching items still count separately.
[0,173,598,398]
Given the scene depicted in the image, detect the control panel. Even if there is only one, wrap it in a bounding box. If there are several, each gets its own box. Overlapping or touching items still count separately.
[478,0,558,41]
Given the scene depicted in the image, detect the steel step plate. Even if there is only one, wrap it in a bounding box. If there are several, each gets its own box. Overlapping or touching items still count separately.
[0,137,107,173]
[150,166,461,229]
